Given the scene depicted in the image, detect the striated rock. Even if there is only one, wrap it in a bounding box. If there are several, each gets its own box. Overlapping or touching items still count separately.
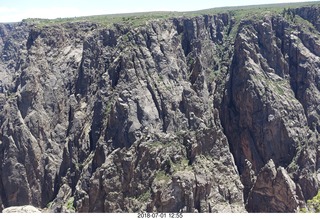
[247,160,299,212]
[0,4,320,213]
[222,9,320,211]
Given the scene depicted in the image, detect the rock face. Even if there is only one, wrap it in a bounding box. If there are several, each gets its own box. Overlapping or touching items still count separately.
[2,205,41,213]
[0,4,320,213]
[222,7,320,211]
[246,160,300,212]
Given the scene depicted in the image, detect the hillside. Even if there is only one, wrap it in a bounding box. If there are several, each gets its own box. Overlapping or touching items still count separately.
[1,1,320,213]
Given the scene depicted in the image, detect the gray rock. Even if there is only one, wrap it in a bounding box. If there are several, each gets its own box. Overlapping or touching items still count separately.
[2,205,41,213]
[0,4,320,213]
[247,160,299,212]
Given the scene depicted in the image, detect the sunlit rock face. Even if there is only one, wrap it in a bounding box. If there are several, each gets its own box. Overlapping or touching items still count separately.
[0,5,320,213]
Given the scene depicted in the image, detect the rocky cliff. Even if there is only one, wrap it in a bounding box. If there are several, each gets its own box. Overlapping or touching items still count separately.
[0,3,320,213]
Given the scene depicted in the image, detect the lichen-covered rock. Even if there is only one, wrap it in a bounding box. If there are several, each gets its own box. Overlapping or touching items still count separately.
[2,205,41,213]
[222,9,320,211]
[0,4,320,213]
[246,160,299,212]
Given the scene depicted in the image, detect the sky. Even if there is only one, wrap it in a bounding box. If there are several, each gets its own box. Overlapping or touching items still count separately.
[0,0,319,22]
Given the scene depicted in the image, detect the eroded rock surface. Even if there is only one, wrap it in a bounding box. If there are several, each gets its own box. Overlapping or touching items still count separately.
[0,5,320,213]
[2,205,41,213]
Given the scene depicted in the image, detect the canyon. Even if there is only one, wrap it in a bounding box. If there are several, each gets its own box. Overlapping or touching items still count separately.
[0,3,320,213]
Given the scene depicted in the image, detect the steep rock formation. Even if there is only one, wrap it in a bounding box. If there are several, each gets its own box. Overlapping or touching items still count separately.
[222,7,320,212]
[0,4,320,213]
[0,15,244,213]
[246,159,300,212]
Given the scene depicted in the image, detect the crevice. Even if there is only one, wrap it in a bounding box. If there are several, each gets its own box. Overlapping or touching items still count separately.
[159,97,168,133]
[75,56,87,95]
[181,19,193,57]
[181,34,192,57]
[89,98,103,151]
[204,15,210,30]
[52,172,60,204]
[227,17,235,36]
[66,106,73,136]
[92,144,106,173]
[183,135,195,165]
[146,83,162,122]
[194,174,201,213]
[159,44,165,56]
[89,130,94,152]
[173,18,184,35]
[26,29,40,50]
[131,50,145,87]
[145,32,152,51]
[108,58,122,88]
[209,24,215,41]
[0,169,8,208]
[136,101,144,124]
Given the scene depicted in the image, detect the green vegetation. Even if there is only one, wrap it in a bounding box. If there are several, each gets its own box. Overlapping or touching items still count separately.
[209,69,220,82]
[286,13,320,38]
[188,57,195,66]
[105,100,114,115]
[21,1,320,29]
[137,190,151,202]
[155,170,171,182]
[171,158,191,172]
[287,158,299,173]
[148,139,180,148]
[198,1,320,15]
[293,14,314,29]
[122,32,131,42]
[148,141,164,148]
[274,83,285,96]
[66,197,75,211]
[204,1,320,38]
[23,11,182,28]
[299,190,320,212]
[300,207,308,213]
[46,201,53,209]
[307,190,320,212]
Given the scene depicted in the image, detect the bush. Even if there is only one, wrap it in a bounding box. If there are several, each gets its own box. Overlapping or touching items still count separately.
[300,190,320,213]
